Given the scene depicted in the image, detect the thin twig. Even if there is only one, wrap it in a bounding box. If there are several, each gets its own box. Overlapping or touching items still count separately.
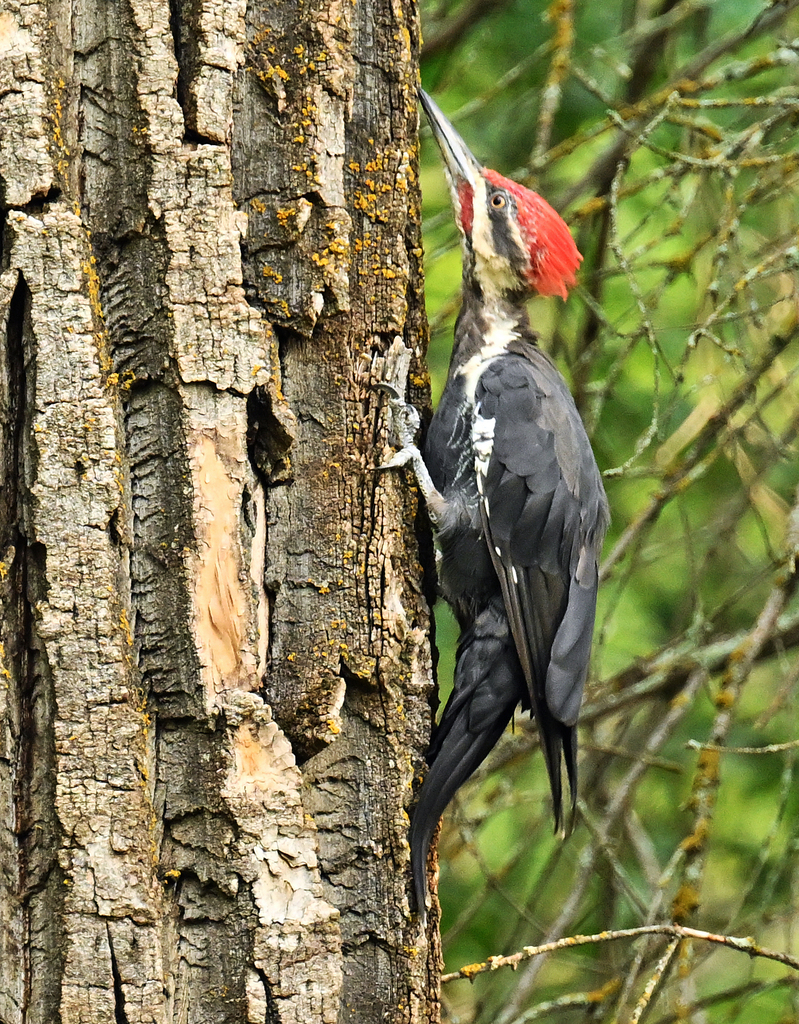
[532,0,576,161]
[442,923,799,984]
[686,738,799,755]
[628,938,680,1024]
[600,329,796,562]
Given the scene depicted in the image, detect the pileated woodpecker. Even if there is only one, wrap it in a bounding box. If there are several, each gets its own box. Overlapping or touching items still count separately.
[385,92,609,917]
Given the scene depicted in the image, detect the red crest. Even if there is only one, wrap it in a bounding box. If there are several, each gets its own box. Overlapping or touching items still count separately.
[484,169,582,299]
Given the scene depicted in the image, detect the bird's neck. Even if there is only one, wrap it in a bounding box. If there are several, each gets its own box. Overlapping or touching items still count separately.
[449,281,535,378]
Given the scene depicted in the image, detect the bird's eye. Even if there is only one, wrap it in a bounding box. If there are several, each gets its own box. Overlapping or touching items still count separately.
[490,193,506,209]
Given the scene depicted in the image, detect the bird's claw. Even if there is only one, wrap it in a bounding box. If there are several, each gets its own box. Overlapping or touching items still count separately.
[373,381,401,402]
[380,393,423,480]
[379,442,421,473]
[385,397,421,451]
[374,341,421,451]
[374,338,442,514]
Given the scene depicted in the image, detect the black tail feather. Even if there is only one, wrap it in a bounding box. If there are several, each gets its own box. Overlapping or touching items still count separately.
[409,604,522,915]
[540,715,576,834]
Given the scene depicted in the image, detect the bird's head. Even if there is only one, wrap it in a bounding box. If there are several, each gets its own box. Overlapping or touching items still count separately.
[420,90,582,302]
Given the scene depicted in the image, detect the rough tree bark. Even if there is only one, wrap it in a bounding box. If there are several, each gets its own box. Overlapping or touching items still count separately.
[0,0,439,1020]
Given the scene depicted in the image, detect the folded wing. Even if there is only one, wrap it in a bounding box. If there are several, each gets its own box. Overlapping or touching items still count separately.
[473,349,608,825]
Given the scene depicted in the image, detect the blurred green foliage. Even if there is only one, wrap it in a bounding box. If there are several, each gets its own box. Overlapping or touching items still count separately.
[417,1,799,1021]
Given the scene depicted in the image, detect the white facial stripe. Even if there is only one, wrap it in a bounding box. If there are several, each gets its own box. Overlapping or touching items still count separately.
[470,179,493,258]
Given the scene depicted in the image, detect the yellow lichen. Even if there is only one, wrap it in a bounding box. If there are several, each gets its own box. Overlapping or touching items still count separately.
[672,883,701,921]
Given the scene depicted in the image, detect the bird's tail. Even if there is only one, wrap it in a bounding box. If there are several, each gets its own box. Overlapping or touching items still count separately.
[409,605,522,917]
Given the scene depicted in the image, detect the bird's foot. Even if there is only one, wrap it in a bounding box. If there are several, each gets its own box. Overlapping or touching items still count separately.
[375,341,443,522]
[380,436,426,476]
[375,380,421,451]
[378,388,437,500]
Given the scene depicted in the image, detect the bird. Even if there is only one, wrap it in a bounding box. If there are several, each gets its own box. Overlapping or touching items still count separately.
[384,91,609,919]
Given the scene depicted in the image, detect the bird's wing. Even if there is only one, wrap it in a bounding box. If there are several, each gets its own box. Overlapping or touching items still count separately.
[473,349,608,822]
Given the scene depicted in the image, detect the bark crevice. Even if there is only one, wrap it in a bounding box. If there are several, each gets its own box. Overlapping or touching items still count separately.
[0,264,64,1023]
[246,385,295,487]
[106,924,130,1024]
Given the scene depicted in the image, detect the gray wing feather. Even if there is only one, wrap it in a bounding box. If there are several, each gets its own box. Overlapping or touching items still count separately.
[475,350,608,815]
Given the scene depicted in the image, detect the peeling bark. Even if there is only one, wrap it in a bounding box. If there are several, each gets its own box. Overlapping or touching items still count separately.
[0,0,438,1020]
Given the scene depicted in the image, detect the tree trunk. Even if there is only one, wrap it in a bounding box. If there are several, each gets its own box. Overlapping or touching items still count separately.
[0,0,439,1019]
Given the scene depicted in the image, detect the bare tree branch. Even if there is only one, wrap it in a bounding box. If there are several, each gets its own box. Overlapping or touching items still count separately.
[442,923,799,984]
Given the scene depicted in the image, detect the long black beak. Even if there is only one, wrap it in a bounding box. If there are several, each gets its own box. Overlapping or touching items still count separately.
[419,90,481,192]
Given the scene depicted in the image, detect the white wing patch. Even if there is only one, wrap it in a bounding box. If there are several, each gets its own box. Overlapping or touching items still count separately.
[472,410,496,493]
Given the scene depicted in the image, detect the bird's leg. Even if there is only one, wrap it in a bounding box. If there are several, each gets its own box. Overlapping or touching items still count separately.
[376,340,445,528]
[378,381,443,520]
